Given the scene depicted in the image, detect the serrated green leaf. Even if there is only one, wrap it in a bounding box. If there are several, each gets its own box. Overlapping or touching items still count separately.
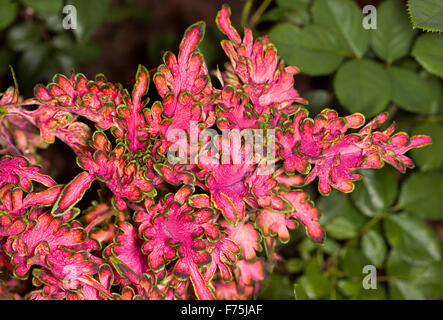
[294,282,309,300]
[333,59,392,117]
[325,217,358,240]
[269,23,344,76]
[298,238,317,260]
[303,257,321,275]
[17,44,48,82]
[321,238,340,256]
[285,258,304,274]
[260,8,286,23]
[389,67,440,114]
[351,167,398,217]
[358,286,387,300]
[407,0,443,32]
[318,190,367,225]
[311,0,369,57]
[277,0,311,9]
[371,0,416,64]
[412,34,443,78]
[398,171,443,220]
[297,274,330,299]
[0,0,18,29]
[259,274,294,300]
[384,213,442,262]
[387,250,443,299]
[337,280,362,298]
[41,12,64,32]
[52,33,75,52]
[410,123,443,171]
[6,23,42,51]
[340,247,371,278]
[390,280,426,299]
[318,191,368,240]
[361,229,387,267]
[68,0,110,42]
[21,0,63,14]
[272,0,311,25]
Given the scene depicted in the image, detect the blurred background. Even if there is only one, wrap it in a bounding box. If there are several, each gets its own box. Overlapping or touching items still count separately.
[0,0,442,300]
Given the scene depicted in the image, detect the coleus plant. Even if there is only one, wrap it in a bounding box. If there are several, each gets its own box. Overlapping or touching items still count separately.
[0,6,431,300]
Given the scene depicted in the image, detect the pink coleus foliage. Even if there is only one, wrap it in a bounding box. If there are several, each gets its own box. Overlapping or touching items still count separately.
[0,6,431,300]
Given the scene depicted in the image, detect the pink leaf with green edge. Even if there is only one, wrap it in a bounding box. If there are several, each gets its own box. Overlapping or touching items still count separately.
[113,65,151,152]
[143,100,165,137]
[4,212,87,278]
[235,259,264,288]
[303,113,432,195]
[256,208,296,243]
[46,250,97,289]
[34,73,122,130]
[141,186,220,299]
[50,121,91,154]
[283,191,324,243]
[0,156,55,191]
[31,250,113,300]
[0,85,48,163]
[220,220,259,260]
[52,171,95,216]
[109,256,155,299]
[304,135,364,194]
[154,22,213,105]
[215,280,255,300]
[53,131,155,216]
[274,170,304,188]
[154,164,196,185]
[371,131,432,172]
[0,213,27,237]
[6,103,92,154]
[204,236,240,282]
[276,108,364,175]
[216,5,241,45]
[215,85,260,130]
[244,163,287,211]
[216,6,305,113]
[84,203,115,232]
[276,108,311,174]
[174,255,214,300]
[158,91,208,138]
[0,186,62,217]
[189,194,211,208]
[142,201,210,271]
[198,142,256,225]
[0,86,19,105]
[108,221,149,278]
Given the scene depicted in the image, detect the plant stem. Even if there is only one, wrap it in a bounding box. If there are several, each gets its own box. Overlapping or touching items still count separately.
[241,0,254,28]
[343,207,397,250]
[396,115,443,128]
[249,0,273,28]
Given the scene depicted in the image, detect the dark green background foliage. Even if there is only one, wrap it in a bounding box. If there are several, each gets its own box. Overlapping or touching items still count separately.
[0,0,148,91]
[1,0,442,300]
